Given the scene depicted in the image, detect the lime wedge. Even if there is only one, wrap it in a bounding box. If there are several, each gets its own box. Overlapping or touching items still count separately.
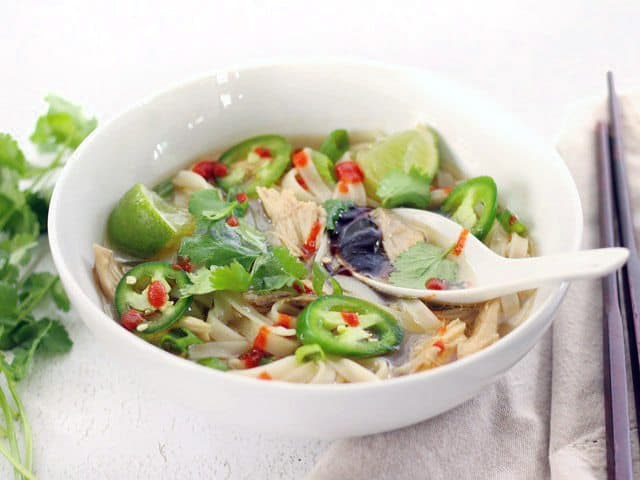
[355,126,438,201]
[107,184,193,258]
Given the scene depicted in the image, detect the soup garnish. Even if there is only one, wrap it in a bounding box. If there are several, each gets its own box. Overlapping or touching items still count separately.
[94,126,533,383]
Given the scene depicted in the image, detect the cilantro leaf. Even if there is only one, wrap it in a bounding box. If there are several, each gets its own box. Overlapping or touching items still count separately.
[182,261,252,295]
[250,246,306,292]
[0,233,38,266]
[210,261,252,292]
[311,262,343,296]
[0,134,30,176]
[30,95,97,152]
[0,281,18,319]
[188,189,226,217]
[389,242,458,288]
[26,189,52,234]
[189,189,248,228]
[270,246,307,279]
[376,169,431,209]
[179,220,267,269]
[39,319,73,353]
[323,199,354,231]
[51,278,70,311]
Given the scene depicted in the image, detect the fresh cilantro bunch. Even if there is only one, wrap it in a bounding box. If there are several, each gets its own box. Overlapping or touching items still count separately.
[179,189,309,295]
[0,95,95,479]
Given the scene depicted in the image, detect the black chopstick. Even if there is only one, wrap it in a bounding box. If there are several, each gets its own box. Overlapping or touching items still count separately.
[607,73,640,424]
[597,121,634,479]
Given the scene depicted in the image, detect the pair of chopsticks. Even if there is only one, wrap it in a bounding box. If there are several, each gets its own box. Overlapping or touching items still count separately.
[597,72,640,479]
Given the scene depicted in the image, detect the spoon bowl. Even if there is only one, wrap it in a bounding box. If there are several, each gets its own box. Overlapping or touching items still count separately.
[353,209,628,304]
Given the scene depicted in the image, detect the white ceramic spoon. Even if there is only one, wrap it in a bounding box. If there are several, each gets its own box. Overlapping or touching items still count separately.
[352,208,629,304]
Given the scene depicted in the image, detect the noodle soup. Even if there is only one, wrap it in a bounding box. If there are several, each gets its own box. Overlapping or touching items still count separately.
[93,127,534,383]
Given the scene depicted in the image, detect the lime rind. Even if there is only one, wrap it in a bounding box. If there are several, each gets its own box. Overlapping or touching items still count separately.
[107,184,192,259]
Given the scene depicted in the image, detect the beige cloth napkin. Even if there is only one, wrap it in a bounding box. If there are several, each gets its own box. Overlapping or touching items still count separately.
[307,94,640,480]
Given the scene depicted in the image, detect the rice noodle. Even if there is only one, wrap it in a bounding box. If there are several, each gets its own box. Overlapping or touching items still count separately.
[333,275,385,304]
[210,292,235,324]
[281,362,318,383]
[332,180,366,206]
[297,148,333,201]
[392,299,442,334]
[499,293,520,318]
[172,170,214,192]
[486,221,509,257]
[327,358,380,383]
[232,355,298,377]
[207,312,246,341]
[507,233,529,258]
[188,340,249,360]
[309,362,337,384]
[281,169,316,202]
[226,294,299,356]
[435,170,455,189]
[178,316,211,341]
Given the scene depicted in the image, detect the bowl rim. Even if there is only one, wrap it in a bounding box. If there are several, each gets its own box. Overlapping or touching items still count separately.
[48,57,583,393]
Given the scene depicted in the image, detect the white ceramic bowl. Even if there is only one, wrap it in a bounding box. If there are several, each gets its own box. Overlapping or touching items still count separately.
[48,60,582,439]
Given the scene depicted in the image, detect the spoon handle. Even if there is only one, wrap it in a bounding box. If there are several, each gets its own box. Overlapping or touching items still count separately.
[496,247,629,290]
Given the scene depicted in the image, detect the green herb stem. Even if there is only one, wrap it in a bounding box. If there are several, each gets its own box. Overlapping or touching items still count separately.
[0,385,22,480]
[7,381,31,473]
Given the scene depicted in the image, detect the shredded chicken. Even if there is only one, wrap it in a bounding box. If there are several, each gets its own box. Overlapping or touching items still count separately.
[256,187,326,257]
[370,208,426,260]
[93,244,127,301]
[458,300,500,358]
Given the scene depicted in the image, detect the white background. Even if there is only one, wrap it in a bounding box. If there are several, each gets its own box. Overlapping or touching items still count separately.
[1,1,639,478]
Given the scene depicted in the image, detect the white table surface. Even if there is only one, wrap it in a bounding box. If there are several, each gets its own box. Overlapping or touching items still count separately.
[1,1,640,478]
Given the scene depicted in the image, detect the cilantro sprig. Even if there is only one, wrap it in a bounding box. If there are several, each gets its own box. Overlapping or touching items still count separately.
[0,95,93,479]
[179,191,308,296]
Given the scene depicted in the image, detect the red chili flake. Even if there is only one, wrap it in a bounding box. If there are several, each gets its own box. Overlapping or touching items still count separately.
[295,173,309,190]
[292,150,308,168]
[212,162,229,177]
[433,339,445,354]
[425,278,448,290]
[437,326,447,336]
[235,192,248,203]
[452,228,469,256]
[191,160,217,181]
[239,348,267,369]
[337,181,349,194]
[274,313,293,329]
[293,281,313,294]
[254,147,272,158]
[226,215,239,227]
[301,220,322,260]
[172,257,194,272]
[258,372,272,380]
[341,311,360,327]
[147,280,168,309]
[120,309,145,331]
[508,214,517,226]
[253,325,270,351]
[335,161,364,184]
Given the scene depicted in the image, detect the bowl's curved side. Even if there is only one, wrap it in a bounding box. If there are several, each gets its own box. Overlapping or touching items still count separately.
[48,60,582,438]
